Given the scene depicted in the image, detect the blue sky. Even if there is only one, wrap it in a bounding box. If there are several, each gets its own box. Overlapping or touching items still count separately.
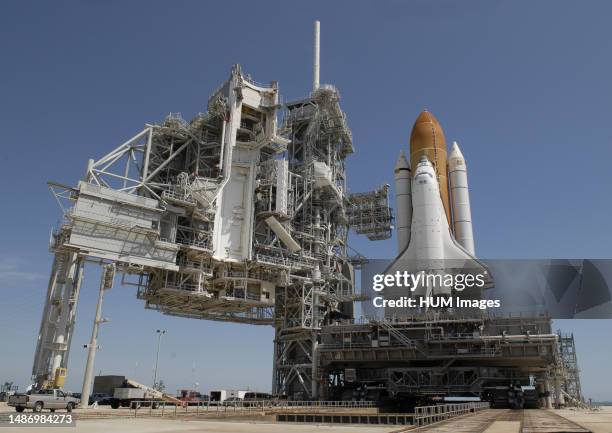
[1,0,611,400]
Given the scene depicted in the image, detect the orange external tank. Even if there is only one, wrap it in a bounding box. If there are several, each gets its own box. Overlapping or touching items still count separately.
[409,110,451,224]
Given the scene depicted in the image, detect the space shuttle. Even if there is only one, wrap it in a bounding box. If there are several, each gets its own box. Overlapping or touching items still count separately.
[387,110,493,298]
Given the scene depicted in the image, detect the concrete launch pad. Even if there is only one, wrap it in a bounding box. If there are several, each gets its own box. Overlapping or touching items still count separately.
[0,417,391,433]
[2,402,610,433]
[553,408,612,433]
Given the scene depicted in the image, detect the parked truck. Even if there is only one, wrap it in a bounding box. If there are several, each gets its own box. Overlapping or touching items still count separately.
[8,389,79,413]
[178,389,209,406]
[209,389,247,404]
[108,378,181,409]
[110,387,160,409]
[0,382,18,402]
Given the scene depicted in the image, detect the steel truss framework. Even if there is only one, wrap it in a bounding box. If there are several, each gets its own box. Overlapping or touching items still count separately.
[33,66,390,397]
[558,332,583,404]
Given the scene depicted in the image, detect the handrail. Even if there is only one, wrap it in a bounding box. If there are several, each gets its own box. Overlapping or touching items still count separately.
[413,401,490,426]
[127,399,376,417]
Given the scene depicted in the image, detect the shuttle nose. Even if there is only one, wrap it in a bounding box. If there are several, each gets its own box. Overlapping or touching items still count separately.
[416,154,433,170]
[414,155,436,184]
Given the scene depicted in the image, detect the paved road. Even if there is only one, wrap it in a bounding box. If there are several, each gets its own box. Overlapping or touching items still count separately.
[555,407,612,433]
[413,409,594,433]
[0,417,396,433]
[414,409,521,432]
[2,404,609,433]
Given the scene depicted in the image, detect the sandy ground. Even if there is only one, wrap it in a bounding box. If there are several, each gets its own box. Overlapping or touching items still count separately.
[556,406,612,433]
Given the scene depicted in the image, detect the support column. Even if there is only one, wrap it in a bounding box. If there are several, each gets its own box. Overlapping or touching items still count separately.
[545,380,553,408]
[311,331,319,399]
[554,376,565,408]
[271,327,279,395]
[80,264,114,407]
[32,252,84,388]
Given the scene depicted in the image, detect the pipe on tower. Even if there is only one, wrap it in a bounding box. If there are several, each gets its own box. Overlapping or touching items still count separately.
[313,20,320,91]
[448,141,475,255]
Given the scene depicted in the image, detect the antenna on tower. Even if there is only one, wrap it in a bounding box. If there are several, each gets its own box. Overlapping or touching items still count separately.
[313,20,320,91]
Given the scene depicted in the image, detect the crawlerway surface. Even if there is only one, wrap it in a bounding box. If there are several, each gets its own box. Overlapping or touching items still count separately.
[1,406,610,433]
[0,417,393,433]
[409,408,603,433]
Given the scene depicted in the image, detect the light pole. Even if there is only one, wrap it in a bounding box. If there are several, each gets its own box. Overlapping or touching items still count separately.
[153,329,166,390]
[79,264,114,408]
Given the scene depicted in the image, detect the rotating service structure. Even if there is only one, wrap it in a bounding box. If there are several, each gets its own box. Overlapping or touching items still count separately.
[33,61,393,399]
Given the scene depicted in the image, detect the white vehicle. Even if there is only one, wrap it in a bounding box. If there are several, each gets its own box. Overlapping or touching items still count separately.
[209,389,247,403]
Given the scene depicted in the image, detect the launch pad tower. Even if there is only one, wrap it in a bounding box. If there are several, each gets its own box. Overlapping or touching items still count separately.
[33,23,393,399]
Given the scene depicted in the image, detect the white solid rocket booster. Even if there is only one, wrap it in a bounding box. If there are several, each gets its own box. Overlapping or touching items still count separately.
[394,150,411,253]
[448,141,475,255]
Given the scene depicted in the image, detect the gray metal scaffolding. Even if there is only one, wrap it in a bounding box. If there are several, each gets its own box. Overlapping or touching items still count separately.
[558,332,583,404]
[32,65,389,397]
